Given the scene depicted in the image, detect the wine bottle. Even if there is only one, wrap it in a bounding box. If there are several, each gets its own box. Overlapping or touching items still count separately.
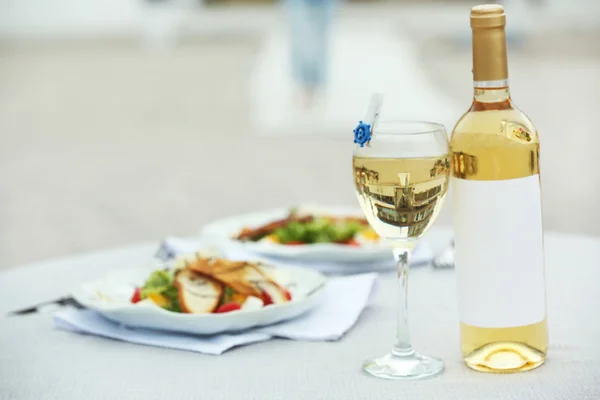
[450,4,548,373]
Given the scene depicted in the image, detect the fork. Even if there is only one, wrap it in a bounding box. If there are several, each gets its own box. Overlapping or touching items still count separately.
[432,240,455,269]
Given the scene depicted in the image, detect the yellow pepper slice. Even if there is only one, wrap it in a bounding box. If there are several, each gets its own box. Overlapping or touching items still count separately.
[231,293,248,305]
[266,234,280,243]
[362,228,379,240]
[148,293,170,307]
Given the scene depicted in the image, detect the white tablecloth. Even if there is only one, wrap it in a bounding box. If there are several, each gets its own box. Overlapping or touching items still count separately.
[1,228,599,400]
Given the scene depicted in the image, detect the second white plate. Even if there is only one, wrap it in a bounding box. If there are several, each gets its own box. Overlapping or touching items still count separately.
[200,207,394,263]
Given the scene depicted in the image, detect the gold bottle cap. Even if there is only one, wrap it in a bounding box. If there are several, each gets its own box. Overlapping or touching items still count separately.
[471,4,506,28]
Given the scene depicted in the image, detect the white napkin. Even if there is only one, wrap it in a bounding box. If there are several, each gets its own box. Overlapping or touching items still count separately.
[54,273,378,355]
[157,237,432,275]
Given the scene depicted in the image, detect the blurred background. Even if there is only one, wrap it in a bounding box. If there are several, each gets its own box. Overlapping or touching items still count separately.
[0,0,598,270]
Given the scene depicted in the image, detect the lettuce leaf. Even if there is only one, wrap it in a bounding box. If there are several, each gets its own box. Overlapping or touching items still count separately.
[140,270,181,312]
[274,218,365,244]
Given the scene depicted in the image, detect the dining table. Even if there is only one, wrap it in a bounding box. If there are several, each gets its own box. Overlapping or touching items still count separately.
[1,227,599,400]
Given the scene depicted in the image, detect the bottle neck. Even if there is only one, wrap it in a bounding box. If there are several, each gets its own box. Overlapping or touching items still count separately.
[472,25,508,84]
[471,25,510,107]
[473,81,510,103]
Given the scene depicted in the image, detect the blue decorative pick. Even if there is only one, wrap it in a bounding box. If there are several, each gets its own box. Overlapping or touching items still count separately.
[353,93,384,148]
[353,121,372,147]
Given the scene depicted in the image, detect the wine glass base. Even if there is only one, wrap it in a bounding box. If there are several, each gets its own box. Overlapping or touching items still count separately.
[363,352,444,380]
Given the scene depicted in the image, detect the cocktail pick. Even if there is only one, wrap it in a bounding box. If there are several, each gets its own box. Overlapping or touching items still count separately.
[353,93,384,147]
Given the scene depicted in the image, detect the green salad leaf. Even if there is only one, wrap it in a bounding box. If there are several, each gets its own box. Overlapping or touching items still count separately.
[274,218,365,244]
[161,285,182,313]
[140,270,182,312]
[140,270,172,297]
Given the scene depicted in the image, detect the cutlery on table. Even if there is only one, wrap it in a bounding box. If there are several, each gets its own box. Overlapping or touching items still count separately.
[432,240,455,269]
[6,296,84,317]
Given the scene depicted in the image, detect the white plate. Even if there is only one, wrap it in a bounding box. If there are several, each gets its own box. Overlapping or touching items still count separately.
[71,263,327,335]
[200,207,393,263]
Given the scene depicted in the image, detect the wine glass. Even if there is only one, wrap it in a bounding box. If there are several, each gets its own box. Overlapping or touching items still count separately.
[352,120,450,380]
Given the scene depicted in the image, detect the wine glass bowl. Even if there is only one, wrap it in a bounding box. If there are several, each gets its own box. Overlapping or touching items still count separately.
[352,120,450,380]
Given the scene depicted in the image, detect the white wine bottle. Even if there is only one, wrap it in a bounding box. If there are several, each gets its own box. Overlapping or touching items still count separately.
[450,4,548,373]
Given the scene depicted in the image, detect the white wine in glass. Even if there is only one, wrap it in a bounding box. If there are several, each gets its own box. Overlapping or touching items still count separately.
[353,156,450,240]
[352,121,450,380]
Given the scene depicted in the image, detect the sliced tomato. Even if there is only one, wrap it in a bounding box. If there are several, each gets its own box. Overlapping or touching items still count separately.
[341,239,360,247]
[261,290,273,306]
[131,287,142,304]
[282,288,292,301]
[215,302,242,313]
[285,241,305,246]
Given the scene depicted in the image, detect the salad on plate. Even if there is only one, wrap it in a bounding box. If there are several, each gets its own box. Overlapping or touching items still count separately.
[131,254,292,314]
[235,208,379,246]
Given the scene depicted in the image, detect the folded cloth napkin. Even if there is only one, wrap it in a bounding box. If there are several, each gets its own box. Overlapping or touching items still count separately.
[54,273,378,355]
[156,237,432,275]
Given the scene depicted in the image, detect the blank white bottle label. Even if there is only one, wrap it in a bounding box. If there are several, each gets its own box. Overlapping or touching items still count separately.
[453,175,546,328]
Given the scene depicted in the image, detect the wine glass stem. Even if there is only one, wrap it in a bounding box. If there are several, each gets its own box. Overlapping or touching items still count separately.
[392,245,415,357]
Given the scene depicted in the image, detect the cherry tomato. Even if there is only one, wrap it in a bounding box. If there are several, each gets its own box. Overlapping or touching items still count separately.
[215,302,242,313]
[131,288,142,304]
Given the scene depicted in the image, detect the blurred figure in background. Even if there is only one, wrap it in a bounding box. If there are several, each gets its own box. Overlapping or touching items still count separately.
[284,0,335,108]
